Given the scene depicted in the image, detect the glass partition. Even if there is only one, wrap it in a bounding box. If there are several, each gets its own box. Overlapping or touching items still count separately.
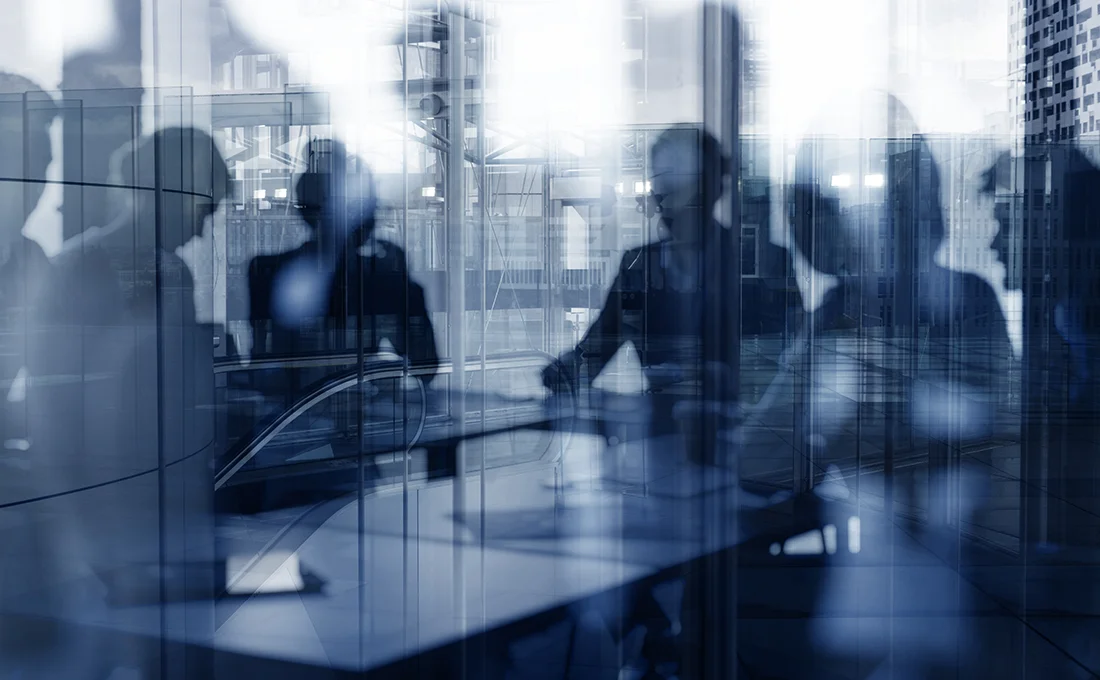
[2,0,1098,678]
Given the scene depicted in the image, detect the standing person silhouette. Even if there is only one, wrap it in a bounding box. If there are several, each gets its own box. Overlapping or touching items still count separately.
[0,75,54,456]
[0,72,82,680]
[787,91,1011,680]
[984,145,1100,538]
[790,92,1010,494]
[42,125,229,678]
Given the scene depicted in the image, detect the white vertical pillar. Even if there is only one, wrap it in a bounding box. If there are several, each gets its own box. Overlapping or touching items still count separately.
[145,2,217,672]
[446,1,468,626]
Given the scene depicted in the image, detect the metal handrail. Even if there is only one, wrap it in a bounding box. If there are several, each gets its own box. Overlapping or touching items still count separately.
[214,353,366,374]
[214,350,566,490]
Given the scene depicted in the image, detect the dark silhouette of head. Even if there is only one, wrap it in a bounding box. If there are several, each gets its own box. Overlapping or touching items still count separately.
[649,126,728,241]
[0,73,57,244]
[984,146,1100,295]
[790,91,944,278]
[112,126,229,252]
[980,150,1020,291]
[295,137,376,245]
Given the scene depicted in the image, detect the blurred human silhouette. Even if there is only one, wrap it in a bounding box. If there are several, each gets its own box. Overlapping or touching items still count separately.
[248,138,438,385]
[0,72,75,679]
[984,146,1100,558]
[790,92,1009,475]
[41,125,228,678]
[741,181,805,339]
[540,126,745,678]
[987,146,1100,408]
[0,74,54,457]
[983,150,1020,295]
[787,91,1011,680]
[543,128,739,419]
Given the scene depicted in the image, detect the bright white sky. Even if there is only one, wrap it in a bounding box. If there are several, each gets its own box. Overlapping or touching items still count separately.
[760,0,1011,138]
[0,0,119,254]
[221,0,1014,143]
[0,0,1021,343]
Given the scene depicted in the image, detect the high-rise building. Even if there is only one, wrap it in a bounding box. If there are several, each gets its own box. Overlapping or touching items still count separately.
[1019,0,1100,143]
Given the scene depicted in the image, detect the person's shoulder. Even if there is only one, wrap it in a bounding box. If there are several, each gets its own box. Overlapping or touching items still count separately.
[250,248,298,268]
[372,238,407,257]
[51,236,88,269]
[354,239,409,277]
[159,251,194,288]
[249,247,302,278]
[945,270,1009,338]
[51,238,113,279]
[619,243,654,270]
[952,270,1002,304]
[368,238,409,265]
[45,240,123,321]
[19,237,47,263]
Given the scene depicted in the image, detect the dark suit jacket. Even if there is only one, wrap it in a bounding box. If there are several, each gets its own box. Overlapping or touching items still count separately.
[565,224,739,397]
[248,238,438,384]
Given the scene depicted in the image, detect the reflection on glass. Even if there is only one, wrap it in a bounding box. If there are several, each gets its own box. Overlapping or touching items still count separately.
[0,0,1093,678]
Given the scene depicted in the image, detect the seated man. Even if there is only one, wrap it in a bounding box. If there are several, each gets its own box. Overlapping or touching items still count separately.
[543,127,742,451]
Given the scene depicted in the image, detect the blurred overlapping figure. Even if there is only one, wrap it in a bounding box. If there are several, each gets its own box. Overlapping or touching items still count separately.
[785,90,1012,678]
[0,72,72,679]
[38,125,229,678]
[543,126,741,467]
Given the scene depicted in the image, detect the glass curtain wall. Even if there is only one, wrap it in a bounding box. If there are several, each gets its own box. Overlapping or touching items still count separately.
[6,0,1100,677]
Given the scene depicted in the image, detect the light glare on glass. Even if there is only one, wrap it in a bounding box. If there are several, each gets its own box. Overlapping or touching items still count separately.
[865,174,885,188]
[830,174,852,188]
[253,189,267,200]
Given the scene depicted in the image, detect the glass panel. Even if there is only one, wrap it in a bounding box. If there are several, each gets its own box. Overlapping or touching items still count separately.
[4,0,1100,677]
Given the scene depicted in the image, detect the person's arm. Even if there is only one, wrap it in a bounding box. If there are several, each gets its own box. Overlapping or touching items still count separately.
[545,252,634,391]
[247,258,269,357]
[367,245,440,386]
[403,280,439,386]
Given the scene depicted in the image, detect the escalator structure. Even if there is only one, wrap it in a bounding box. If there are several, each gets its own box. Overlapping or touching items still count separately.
[214,350,575,512]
